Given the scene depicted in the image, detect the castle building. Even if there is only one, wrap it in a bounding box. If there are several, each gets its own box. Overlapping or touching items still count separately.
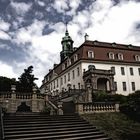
[41,29,140,96]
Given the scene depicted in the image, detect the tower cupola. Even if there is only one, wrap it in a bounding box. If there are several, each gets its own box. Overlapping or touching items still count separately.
[60,26,74,62]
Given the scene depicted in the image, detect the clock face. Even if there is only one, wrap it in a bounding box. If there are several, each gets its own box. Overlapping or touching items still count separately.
[67,41,71,45]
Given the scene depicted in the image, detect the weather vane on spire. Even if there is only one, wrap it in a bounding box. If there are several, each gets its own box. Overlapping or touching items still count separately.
[66,21,68,32]
[84,33,89,41]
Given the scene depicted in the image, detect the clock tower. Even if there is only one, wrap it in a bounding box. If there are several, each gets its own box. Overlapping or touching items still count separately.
[60,27,74,62]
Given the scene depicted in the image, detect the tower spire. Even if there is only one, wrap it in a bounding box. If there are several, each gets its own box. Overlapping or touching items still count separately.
[65,21,69,36]
[60,22,74,62]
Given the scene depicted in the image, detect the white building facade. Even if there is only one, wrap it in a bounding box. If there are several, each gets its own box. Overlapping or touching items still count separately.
[41,31,140,96]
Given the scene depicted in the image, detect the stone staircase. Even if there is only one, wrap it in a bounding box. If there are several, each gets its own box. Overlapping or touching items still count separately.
[3,113,112,140]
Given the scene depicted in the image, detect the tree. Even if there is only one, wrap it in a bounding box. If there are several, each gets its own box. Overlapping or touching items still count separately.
[17,66,38,92]
[0,76,16,92]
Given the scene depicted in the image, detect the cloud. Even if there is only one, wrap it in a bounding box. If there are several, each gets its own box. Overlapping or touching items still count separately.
[82,0,140,45]
[10,1,32,16]
[52,0,69,13]
[0,20,10,31]
[1,0,140,87]
[37,0,45,7]
[14,20,46,45]
[0,61,17,79]
[0,30,11,40]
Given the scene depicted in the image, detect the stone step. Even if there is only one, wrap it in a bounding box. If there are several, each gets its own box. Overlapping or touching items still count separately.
[4,123,92,131]
[5,132,108,140]
[5,128,103,139]
[4,119,85,125]
[4,121,88,128]
[4,117,82,122]
[4,114,111,140]
[5,125,97,135]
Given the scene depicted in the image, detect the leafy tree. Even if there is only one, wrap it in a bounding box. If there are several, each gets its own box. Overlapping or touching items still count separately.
[17,66,38,92]
[0,76,16,92]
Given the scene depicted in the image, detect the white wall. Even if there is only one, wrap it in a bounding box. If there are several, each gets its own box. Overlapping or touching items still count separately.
[81,62,140,95]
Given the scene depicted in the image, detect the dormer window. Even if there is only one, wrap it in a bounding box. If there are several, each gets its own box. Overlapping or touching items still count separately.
[135,55,140,61]
[74,54,78,62]
[109,52,114,59]
[67,58,71,66]
[88,51,94,58]
[62,64,65,70]
[117,53,123,60]
[112,42,117,47]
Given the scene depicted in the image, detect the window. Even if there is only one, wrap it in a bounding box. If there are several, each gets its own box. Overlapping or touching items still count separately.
[109,52,114,59]
[138,68,140,75]
[121,67,125,75]
[131,82,135,91]
[88,51,94,58]
[78,83,80,89]
[77,67,80,76]
[122,82,127,91]
[72,70,75,79]
[117,53,123,60]
[62,64,65,70]
[73,85,75,89]
[61,77,63,85]
[74,54,78,62]
[64,75,66,83]
[135,55,140,61]
[57,79,58,87]
[68,73,70,81]
[130,67,134,75]
[114,82,117,91]
[67,59,71,66]
[111,66,115,74]
[51,83,52,90]
[54,81,55,89]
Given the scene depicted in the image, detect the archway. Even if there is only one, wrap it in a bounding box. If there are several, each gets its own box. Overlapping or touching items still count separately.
[17,102,32,112]
[97,78,110,92]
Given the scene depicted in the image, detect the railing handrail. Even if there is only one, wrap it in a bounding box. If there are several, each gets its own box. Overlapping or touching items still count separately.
[0,105,5,140]
[48,100,58,110]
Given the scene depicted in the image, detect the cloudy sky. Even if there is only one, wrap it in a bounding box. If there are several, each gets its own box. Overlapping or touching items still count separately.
[0,0,140,86]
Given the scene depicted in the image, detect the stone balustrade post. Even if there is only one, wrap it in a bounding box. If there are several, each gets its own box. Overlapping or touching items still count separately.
[10,85,17,113]
[115,103,120,112]
[75,103,84,114]
[57,101,63,115]
[32,87,38,112]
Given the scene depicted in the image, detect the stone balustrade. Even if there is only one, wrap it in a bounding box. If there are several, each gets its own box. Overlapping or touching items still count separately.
[0,92,45,100]
[0,92,46,113]
[76,102,119,114]
[0,92,11,99]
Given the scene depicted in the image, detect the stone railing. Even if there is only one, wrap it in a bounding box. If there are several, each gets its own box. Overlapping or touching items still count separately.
[0,91,46,113]
[75,102,119,114]
[0,92,12,99]
[0,92,45,100]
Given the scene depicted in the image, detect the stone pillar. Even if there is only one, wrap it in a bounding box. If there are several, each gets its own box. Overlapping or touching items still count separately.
[85,83,92,103]
[32,87,38,112]
[75,103,83,114]
[57,101,63,115]
[10,85,17,113]
[115,103,120,112]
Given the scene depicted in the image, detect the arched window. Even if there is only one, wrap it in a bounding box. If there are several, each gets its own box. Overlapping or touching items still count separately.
[88,51,94,58]
[62,64,65,70]
[135,55,140,61]
[74,54,78,62]
[108,52,114,59]
[117,53,123,60]
[67,58,71,66]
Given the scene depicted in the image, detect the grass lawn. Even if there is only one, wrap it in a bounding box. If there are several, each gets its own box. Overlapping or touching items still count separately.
[82,112,140,140]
